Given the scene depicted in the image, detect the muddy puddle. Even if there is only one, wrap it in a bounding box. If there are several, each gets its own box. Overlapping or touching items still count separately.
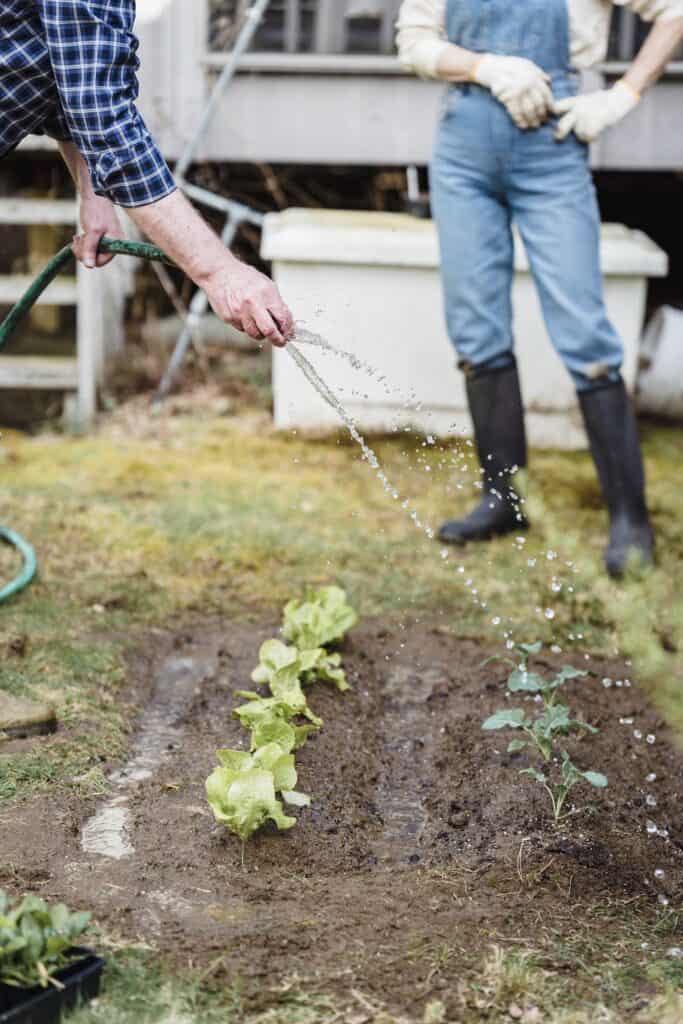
[81,650,218,859]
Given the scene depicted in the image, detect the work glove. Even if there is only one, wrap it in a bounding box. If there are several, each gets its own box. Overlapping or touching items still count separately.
[554,81,640,143]
[473,55,554,130]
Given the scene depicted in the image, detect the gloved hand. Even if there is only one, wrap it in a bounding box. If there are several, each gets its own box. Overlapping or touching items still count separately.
[554,81,640,143]
[473,55,554,130]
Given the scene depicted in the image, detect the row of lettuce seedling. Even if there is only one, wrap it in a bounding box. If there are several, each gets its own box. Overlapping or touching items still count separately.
[205,586,357,851]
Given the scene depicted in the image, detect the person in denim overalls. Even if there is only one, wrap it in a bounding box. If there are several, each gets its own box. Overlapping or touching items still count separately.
[399,0,683,577]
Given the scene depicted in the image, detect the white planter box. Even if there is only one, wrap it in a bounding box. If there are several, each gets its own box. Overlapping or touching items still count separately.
[263,209,668,449]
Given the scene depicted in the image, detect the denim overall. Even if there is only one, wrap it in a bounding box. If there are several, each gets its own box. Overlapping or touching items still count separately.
[430,0,623,390]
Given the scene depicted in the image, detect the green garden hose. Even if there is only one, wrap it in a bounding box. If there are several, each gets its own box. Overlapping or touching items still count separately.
[0,237,176,603]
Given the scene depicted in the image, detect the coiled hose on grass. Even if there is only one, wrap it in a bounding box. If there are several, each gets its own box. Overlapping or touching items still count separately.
[0,237,175,604]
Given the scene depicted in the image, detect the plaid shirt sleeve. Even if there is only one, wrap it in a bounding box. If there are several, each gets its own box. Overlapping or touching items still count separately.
[36,0,177,207]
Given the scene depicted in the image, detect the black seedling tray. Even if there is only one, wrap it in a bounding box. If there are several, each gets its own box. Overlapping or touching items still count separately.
[0,949,105,1024]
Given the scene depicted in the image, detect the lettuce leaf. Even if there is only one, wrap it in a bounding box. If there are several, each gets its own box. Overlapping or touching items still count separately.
[249,717,316,753]
[301,649,349,692]
[206,765,297,841]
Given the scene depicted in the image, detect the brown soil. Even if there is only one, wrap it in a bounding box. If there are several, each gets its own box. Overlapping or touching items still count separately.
[2,617,682,1013]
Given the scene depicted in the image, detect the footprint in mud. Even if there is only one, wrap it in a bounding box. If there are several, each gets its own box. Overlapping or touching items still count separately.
[81,651,217,860]
[371,665,445,867]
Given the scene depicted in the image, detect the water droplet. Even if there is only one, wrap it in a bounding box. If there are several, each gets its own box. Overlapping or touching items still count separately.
[646,795,658,808]
[619,717,634,725]
[657,828,669,839]
[440,548,449,560]
[492,617,501,626]
[546,551,557,561]
[646,820,658,835]
[602,678,613,689]
[654,869,665,881]
[527,558,537,568]
[551,644,562,654]
[667,947,682,959]
[633,730,643,741]
[544,609,555,620]
[615,679,624,688]
[646,734,656,745]
[646,773,657,783]
[658,894,670,907]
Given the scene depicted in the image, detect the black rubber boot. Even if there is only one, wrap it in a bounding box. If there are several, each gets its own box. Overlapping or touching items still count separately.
[579,378,655,579]
[439,361,528,546]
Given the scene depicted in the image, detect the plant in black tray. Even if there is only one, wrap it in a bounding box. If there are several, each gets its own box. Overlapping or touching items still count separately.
[0,890,104,1023]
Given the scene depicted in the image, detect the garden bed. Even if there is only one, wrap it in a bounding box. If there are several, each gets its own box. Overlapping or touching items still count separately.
[1,616,681,1013]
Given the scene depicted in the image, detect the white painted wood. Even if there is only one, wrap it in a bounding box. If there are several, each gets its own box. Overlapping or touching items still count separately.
[0,356,78,390]
[263,210,668,450]
[0,199,128,428]
[136,0,208,157]
[0,199,78,225]
[0,276,77,305]
[76,262,102,429]
[203,52,404,72]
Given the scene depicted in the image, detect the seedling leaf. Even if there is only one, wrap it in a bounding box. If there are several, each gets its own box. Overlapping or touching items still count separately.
[508,669,545,694]
[482,708,526,731]
[583,770,608,789]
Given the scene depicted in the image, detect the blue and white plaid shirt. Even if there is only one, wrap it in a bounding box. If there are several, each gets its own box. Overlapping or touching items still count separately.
[0,0,176,207]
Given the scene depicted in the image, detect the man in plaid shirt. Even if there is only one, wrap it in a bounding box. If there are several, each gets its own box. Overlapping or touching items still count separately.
[0,0,293,346]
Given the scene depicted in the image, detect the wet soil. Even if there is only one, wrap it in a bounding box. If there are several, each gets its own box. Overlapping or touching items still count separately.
[2,617,682,1012]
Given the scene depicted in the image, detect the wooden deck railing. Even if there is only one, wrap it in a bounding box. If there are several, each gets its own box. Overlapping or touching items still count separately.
[208,2,683,63]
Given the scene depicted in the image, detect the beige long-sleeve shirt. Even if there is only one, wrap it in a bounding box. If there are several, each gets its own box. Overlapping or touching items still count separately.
[396,0,683,77]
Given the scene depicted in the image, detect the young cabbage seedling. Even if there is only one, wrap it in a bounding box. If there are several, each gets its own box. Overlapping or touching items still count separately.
[482,704,598,761]
[521,751,607,822]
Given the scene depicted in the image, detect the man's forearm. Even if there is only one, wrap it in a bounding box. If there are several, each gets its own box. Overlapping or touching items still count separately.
[59,143,292,345]
[624,17,683,94]
[126,190,238,290]
[58,141,98,199]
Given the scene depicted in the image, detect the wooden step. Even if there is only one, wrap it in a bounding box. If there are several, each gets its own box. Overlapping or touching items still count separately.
[0,198,77,225]
[0,355,77,390]
[0,275,77,306]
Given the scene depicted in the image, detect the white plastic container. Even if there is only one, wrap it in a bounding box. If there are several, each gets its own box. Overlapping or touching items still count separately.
[638,306,683,421]
[263,209,668,449]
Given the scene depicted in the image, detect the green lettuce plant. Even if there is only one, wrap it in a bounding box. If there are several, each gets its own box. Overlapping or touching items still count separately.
[522,753,608,822]
[0,891,91,989]
[206,587,357,852]
[251,638,347,697]
[282,586,358,651]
